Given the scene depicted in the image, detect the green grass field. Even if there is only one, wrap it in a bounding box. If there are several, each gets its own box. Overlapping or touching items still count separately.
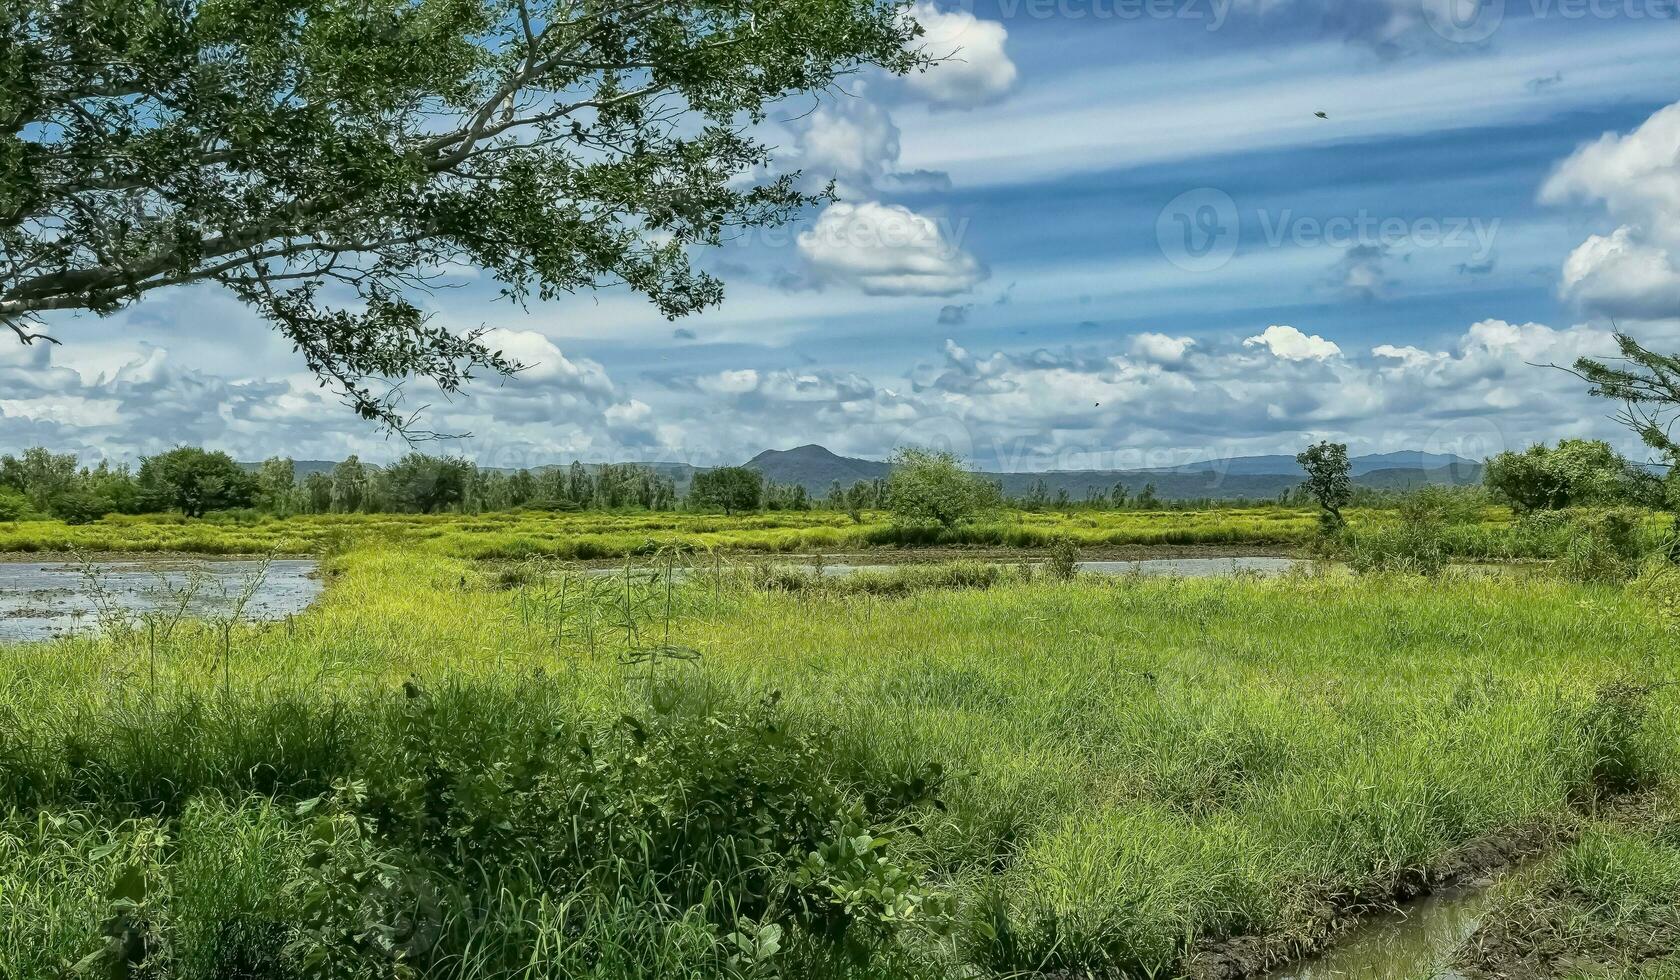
[3,543,1678,978]
[0,504,1671,562]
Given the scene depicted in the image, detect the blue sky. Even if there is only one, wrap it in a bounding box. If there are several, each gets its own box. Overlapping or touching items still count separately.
[8,0,1680,470]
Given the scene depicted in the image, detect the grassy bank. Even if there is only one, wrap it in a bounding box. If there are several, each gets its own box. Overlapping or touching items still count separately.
[1452,797,1680,979]
[0,504,1670,562]
[3,547,1678,977]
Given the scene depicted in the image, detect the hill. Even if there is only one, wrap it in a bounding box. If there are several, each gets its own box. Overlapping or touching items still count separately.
[743,446,1482,500]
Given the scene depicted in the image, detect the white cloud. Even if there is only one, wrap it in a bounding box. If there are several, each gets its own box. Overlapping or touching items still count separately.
[697,369,761,395]
[904,2,1018,108]
[481,328,615,399]
[1542,101,1680,245]
[790,95,902,199]
[1243,325,1343,361]
[1560,228,1680,321]
[798,201,987,296]
[1129,333,1197,366]
[1544,100,1680,322]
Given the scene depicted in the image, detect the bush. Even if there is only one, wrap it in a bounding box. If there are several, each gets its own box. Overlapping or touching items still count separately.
[1559,509,1647,584]
[1347,523,1447,576]
[0,487,32,522]
[886,449,1002,530]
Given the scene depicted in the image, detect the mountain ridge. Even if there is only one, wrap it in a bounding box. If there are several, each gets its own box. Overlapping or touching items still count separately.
[240,444,1484,501]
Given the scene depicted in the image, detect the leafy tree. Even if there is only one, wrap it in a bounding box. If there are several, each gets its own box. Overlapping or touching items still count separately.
[384,454,472,514]
[2,0,923,432]
[0,487,31,521]
[0,447,77,511]
[137,447,258,517]
[303,471,334,514]
[330,456,369,513]
[1297,441,1352,533]
[506,470,537,508]
[80,461,140,516]
[255,457,298,513]
[689,467,763,516]
[1483,440,1655,513]
[885,448,1001,530]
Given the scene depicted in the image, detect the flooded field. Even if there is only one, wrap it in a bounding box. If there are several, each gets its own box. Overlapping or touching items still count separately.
[0,559,322,642]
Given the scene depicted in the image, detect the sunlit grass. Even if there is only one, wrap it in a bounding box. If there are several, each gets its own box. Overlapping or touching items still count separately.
[2,545,1677,976]
[4,504,1668,562]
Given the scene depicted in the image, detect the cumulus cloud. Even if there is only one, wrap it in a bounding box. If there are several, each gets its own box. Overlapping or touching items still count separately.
[1243,325,1343,361]
[481,328,615,400]
[1560,228,1680,321]
[1542,102,1680,243]
[904,2,1018,108]
[798,202,987,296]
[1544,100,1680,322]
[1129,333,1196,366]
[789,95,902,199]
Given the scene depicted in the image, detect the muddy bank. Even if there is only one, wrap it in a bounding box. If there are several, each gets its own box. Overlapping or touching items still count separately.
[1182,820,1569,980]
[1451,796,1680,980]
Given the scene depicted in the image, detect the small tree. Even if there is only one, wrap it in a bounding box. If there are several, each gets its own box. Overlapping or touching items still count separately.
[1483,440,1656,512]
[0,487,31,522]
[384,454,472,514]
[255,457,298,514]
[0,447,78,512]
[137,448,258,517]
[885,448,1002,530]
[689,467,763,516]
[1297,441,1352,534]
[331,456,369,514]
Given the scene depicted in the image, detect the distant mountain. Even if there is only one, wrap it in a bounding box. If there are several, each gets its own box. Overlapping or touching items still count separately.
[1138,451,1478,478]
[740,445,1482,500]
[745,444,889,489]
[237,445,1484,503]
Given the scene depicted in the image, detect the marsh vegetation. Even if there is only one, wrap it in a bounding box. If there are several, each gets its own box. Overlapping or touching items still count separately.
[2,536,1678,978]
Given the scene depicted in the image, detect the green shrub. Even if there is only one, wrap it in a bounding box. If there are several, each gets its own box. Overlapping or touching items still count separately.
[0,486,32,521]
[1560,509,1647,583]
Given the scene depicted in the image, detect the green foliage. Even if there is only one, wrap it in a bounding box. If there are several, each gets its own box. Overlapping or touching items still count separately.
[2,0,923,431]
[690,467,765,515]
[0,446,78,511]
[1574,332,1680,468]
[137,447,258,518]
[1484,440,1657,512]
[1559,508,1649,584]
[0,485,32,521]
[1295,441,1352,534]
[381,454,471,514]
[885,449,1003,530]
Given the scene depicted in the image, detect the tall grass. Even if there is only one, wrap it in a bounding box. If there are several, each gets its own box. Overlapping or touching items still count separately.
[2,547,1677,977]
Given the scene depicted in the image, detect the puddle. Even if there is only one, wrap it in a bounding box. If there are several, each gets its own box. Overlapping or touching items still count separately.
[1261,885,1497,980]
[0,559,323,643]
